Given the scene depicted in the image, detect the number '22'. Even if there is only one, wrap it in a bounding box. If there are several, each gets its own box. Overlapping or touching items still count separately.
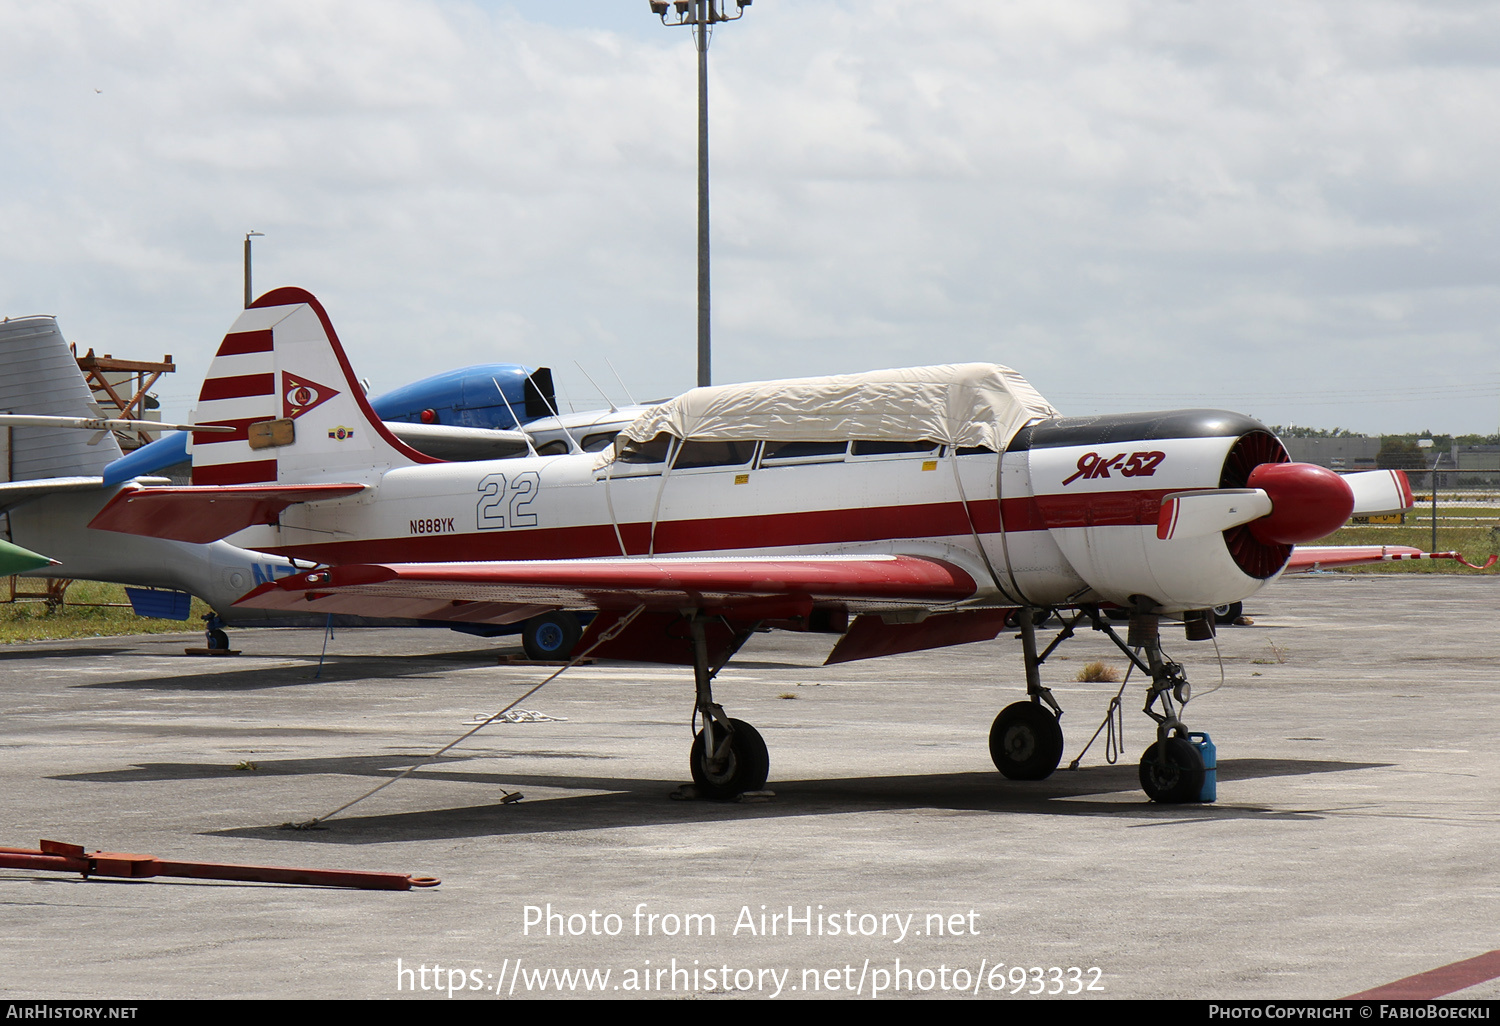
[476,471,540,530]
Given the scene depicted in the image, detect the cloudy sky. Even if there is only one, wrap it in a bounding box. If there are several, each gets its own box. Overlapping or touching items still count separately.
[3,0,1498,435]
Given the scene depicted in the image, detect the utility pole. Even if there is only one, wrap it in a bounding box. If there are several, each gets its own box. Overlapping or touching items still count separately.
[243,231,264,309]
[649,0,751,388]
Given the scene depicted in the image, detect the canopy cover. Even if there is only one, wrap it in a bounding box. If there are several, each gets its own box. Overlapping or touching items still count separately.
[607,363,1057,462]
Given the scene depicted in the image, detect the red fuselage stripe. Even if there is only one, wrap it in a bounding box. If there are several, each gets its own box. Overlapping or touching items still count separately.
[263,489,1173,563]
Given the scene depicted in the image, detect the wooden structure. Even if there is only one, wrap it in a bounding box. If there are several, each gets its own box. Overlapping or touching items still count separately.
[72,348,175,452]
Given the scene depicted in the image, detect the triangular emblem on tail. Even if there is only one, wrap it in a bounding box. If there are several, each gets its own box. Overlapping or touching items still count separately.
[282,372,339,421]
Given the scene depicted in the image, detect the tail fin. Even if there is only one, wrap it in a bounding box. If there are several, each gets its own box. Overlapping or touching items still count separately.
[189,288,440,485]
[0,316,122,481]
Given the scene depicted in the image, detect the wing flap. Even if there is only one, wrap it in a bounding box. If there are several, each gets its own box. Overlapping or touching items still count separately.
[87,483,367,543]
[825,608,1014,664]
[1156,488,1272,540]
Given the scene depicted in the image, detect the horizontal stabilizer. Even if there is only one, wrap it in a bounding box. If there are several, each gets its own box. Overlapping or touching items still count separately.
[87,483,366,543]
[0,476,105,514]
[1156,489,1271,541]
[235,555,979,620]
[1342,469,1414,517]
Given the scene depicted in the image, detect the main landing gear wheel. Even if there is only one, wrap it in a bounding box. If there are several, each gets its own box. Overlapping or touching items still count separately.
[1138,737,1206,803]
[989,701,1064,781]
[690,718,769,800]
[522,612,581,661]
[1212,602,1243,626]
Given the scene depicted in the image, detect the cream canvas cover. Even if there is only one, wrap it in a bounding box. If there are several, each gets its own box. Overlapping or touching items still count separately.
[606,364,1057,462]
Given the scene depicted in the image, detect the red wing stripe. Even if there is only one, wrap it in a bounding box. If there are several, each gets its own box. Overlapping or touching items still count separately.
[199,373,275,402]
[214,330,275,356]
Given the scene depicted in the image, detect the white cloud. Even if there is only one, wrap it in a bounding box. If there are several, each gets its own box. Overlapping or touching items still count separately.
[1,0,1497,432]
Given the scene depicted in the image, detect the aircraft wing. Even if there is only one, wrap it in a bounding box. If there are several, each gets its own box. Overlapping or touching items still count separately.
[1286,545,1497,572]
[234,554,981,623]
[235,554,989,665]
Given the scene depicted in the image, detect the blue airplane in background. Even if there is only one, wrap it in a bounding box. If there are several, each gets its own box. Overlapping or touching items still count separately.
[104,363,629,485]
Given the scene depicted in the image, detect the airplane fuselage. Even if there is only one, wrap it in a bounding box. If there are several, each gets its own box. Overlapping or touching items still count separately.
[238,408,1283,616]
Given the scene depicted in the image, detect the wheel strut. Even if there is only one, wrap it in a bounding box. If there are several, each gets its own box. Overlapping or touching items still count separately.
[989,606,1068,780]
[1085,607,1207,803]
[686,614,768,799]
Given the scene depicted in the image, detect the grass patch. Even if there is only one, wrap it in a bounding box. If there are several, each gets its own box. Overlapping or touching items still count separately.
[1076,660,1121,683]
[0,580,210,644]
[1251,642,1290,666]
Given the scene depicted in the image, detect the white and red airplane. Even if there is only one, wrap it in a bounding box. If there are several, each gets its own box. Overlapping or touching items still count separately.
[90,287,1435,804]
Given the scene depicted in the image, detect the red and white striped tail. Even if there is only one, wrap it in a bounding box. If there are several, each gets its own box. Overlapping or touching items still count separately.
[189,288,438,486]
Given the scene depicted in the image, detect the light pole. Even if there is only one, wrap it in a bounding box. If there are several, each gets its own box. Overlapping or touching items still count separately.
[243,231,264,309]
[649,0,750,388]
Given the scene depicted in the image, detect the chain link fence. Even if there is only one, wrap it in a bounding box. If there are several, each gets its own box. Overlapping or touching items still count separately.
[1315,469,1500,572]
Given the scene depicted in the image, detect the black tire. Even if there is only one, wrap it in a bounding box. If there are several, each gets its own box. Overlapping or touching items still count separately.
[1105,608,1130,622]
[1212,602,1243,626]
[1138,737,1207,803]
[988,701,1064,780]
[521,612,581,661]
[689,718,770,799]
[206,629,229,650]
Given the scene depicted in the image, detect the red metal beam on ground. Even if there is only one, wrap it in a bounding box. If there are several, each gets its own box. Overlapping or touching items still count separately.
[0,839,438,891]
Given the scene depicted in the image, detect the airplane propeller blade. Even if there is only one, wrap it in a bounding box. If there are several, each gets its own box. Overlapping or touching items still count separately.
[0,414,234,435]
[1339,468,1416,517]
[1156,489,1273,540]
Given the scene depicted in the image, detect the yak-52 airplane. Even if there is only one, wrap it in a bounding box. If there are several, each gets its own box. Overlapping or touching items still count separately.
[91,287,1428,803]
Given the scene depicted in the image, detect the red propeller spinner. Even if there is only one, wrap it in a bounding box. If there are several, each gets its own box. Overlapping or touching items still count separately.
[1246,463,1356,545]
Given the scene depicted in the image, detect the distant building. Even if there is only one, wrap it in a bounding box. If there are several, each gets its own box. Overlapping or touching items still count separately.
[1456,445,1500,472]
[1280,437,1380,470]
